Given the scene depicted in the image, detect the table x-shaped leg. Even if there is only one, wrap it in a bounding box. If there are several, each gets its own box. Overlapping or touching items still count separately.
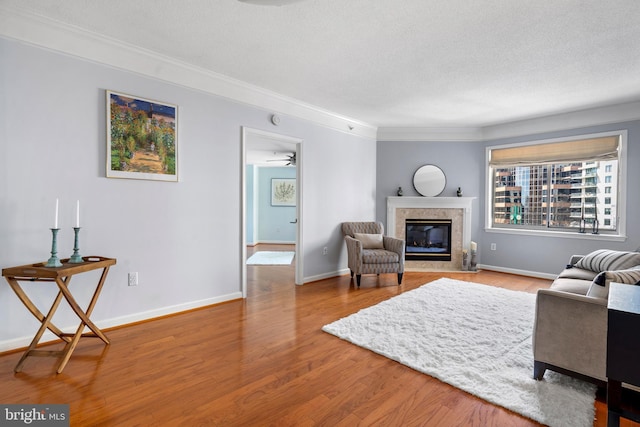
[6,277,71,343]
[11,276,72,373]
[54,266,111,373]
[8,266,111,373]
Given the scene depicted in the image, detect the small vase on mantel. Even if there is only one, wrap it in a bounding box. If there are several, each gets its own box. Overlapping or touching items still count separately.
[397,187,403,196]
[457,187,463,197]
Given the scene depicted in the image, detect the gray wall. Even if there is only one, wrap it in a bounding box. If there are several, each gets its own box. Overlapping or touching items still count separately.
[376,140,485,241]
[0,38,376,350]
[377,121,640,276]
[480,121,640,275]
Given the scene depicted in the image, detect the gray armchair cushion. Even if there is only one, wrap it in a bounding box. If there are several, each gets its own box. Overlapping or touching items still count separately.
[362,249,400,264]
[354,232,384,249]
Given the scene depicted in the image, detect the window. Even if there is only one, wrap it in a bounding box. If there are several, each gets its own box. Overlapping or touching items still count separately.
[487,131,626,237]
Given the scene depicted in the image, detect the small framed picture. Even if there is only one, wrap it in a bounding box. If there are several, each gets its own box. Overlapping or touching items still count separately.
[271,178,296,206]
[106,90,178,181]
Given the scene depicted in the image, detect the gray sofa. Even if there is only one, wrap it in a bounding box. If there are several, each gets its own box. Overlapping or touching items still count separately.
[532,249,640,386]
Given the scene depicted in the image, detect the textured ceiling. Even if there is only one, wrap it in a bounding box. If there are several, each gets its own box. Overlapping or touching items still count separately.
[4,0,640,128]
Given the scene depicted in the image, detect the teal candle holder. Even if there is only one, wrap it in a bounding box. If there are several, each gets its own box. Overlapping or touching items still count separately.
[68,227,84,263]
[45,228,63,267]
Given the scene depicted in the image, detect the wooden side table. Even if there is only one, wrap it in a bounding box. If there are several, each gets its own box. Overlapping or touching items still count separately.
[2,256,116,373]
[606,282,640,426]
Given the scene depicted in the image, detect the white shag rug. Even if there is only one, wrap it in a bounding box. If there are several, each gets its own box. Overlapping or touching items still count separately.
[322,278,597,427]
[246,251,295,265]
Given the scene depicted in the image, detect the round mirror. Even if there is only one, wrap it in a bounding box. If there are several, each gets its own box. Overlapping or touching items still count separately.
[413,165,446,197]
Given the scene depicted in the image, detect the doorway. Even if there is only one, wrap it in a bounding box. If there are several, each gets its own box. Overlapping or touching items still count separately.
[241,127,303,298]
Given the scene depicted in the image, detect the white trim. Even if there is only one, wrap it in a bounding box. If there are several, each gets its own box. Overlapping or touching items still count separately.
[377,127,484,142]
[478,264,557,281]
[0,5,376,140]
[3,6,639,143]
[251,240,297,245]
[484,130,628,241]
[304,269,350,284]
[241,127,304,296]
[0,292,242,352]
[377,102,640,142]
[484,227,627,242]
[481,102,640,141]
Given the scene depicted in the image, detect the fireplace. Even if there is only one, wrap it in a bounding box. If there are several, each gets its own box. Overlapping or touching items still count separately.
[387,196,474,272]
[405,219,452,261]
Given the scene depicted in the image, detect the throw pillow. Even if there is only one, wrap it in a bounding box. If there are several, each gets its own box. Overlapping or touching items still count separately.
[353,233,384,249]
[586,267,640,299]
[574,249,640,273]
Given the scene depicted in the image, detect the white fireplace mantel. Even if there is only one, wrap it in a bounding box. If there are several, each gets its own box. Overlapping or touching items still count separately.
[387,196,475,251]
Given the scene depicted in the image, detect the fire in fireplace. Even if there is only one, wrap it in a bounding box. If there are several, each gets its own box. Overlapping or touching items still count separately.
[405,219,452,261]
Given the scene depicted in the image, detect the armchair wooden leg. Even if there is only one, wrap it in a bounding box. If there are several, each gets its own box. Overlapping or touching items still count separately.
[533,361,546,380]
[356,275,361,287]
[350,270,354,278]
[397,273,403,285]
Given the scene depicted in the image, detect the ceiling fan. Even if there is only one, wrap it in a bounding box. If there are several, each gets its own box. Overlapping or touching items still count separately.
[267,153,296,166]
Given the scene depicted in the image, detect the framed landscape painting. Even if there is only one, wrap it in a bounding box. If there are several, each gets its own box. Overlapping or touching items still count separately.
[271,178,296,206]
[106,90,178,181]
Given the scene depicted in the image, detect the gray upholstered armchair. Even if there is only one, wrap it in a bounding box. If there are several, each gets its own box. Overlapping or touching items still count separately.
[341,221,405,287]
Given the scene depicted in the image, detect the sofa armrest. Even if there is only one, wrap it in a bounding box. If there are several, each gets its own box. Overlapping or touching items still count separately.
[533,289,608,381]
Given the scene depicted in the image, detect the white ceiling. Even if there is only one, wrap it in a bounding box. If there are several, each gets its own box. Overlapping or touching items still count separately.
[3,0,640,129]
[246,133,297,166]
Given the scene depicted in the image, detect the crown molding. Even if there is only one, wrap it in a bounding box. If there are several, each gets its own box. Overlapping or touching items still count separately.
[378,102,640,142]
[377,127,484,142]
[2,5,639,143]
[0,5,377,140]
[480,101,640,141]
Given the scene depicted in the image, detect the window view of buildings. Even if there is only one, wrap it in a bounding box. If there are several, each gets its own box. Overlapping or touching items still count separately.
[493,160,618,232]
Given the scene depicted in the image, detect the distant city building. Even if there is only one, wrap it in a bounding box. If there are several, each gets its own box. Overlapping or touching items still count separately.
[492,160,617,231]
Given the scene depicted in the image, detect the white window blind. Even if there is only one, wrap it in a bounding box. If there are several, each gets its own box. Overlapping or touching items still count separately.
[489,136,619,166]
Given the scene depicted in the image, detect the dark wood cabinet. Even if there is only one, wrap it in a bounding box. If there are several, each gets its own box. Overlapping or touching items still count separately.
[607,282,640,426]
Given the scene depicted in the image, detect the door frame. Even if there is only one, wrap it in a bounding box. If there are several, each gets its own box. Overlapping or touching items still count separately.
[241,127,304,297]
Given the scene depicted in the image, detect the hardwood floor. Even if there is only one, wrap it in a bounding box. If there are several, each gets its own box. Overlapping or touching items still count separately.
[1,244,637,426]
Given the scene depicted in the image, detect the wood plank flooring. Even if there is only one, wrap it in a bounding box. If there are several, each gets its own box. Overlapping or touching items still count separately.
[0,244,637,426]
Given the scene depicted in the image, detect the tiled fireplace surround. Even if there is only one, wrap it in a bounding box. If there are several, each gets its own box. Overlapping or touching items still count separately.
[387,197,474,271]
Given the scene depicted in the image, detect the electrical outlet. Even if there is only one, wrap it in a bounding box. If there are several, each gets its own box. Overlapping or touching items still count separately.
[322,247,328,255]
[128,272,138,286]
[490,243,497,251]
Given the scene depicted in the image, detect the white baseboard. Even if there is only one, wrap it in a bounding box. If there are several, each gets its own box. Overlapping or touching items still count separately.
[252,240,296,245]
[0,292,242,353]
[302,268,350,284]
[478,264,557,280]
